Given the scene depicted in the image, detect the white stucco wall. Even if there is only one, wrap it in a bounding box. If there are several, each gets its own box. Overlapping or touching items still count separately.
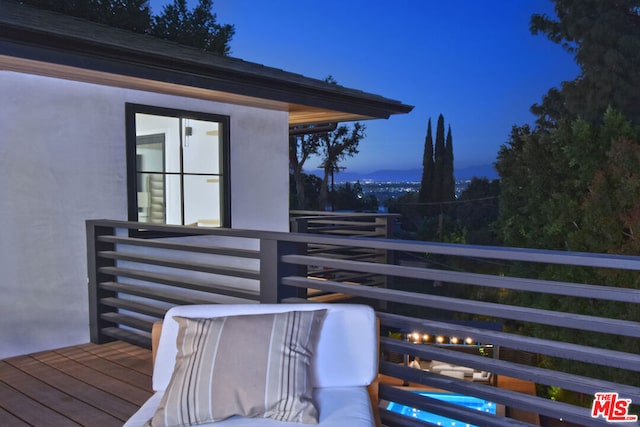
[0,70,289,358]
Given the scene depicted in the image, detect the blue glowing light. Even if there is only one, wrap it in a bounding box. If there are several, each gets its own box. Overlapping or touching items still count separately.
[386,392,496,427]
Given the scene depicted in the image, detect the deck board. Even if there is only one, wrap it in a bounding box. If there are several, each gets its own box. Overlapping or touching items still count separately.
[53,345,151,390]
[6,354,140,421]
[0,405,31,427]
[0,379,81,427]
[0,341,153,426]
[29,348,151,406]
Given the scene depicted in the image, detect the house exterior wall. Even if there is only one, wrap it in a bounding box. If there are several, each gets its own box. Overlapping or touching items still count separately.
[0,71,289,358]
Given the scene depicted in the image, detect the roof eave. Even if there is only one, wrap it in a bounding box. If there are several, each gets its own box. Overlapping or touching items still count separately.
[0,1,414,123]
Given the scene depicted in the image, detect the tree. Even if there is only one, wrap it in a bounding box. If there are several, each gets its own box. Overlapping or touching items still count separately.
[317,123,366,210]
[417,114,455,218]
[418,118,434,205]
[289,171,322,211]
[432,114,446,205]
[496,124,564,249]
[18,0,234,54]
[18,0,151,33]
[495,3,640,388]
[288,76,365,211]
[333,182,378,212]
[289,121,365,211]
[567,111,639,254]
[530,0,640,125]
[497,0,640,250]
[456,178,500,245]
[398,114,457,238]
[385,191,422,237]
[152,0,234,55]
[442,125,456,203]
[497,109,640,387]
[496,113,623,250]
[289,131,322,210]
[98,0,151,33]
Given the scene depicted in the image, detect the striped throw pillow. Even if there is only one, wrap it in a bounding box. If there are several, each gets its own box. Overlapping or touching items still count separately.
[145,310,327,426]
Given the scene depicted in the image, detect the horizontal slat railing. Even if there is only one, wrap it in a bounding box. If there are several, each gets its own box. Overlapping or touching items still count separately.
[278,243,640,426]
[282,275,640,338]
[380,314,639,374]
[290,211,397,291]
[283,254,640,302]
[290,210,399,236]
[87,220,263,348]
[87,219,640,427]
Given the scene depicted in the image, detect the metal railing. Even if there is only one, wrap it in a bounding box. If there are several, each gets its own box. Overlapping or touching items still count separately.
[87,219,640,427]
[290,211,399,294]
[290,210,399,238]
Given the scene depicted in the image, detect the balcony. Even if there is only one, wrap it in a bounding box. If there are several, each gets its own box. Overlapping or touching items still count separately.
[3,217,639,426]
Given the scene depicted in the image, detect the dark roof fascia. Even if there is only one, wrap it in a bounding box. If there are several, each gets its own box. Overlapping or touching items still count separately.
[0,1,413,120]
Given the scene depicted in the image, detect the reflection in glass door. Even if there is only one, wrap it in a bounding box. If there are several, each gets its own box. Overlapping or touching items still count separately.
[136,133,165,223]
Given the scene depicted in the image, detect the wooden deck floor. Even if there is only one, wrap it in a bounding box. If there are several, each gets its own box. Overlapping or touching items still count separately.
[1,342,542,427]
[0,341,153,427]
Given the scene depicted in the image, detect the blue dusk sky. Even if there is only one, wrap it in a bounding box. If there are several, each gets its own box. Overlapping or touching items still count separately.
[149,0,580,174]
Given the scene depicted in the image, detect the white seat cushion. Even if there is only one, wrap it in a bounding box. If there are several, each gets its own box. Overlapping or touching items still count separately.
[440,370,465,379]
[430,364,453,373]
[124,387,374,427]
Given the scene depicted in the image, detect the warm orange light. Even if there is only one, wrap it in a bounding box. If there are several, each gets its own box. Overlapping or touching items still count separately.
[411,332,420,342]
[436,336,445,344]
[422,334,430,342]
[450,336,459,344]
[465,337,474,345]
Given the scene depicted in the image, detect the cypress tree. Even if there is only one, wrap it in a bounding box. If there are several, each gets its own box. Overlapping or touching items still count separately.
[418,118,434,205]
[432,114,446,206]
[443,125,455,202]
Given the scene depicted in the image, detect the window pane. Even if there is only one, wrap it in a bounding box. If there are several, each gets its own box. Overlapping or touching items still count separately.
[164,174,183,225]
[182,119,221,174]
[137,173,165,223]
[136,173,184,225]
[135,113,180,173]
[183,175,222,227]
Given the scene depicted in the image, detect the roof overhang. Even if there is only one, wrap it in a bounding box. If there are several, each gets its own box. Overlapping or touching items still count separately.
[0,1,413,126]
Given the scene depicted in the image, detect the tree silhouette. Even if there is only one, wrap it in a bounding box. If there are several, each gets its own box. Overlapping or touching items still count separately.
[432,114,446,205]
[480,2,640,381]
[289,128,324,210]
[152,0,234,55]
[18,0,151,33]
[418,114,455,216]
[289,77,366,211]
[418,118,434,206]
[442,125,455,203]
[18,0,235,55]
[530,0,640,125]
[317,123,366,210]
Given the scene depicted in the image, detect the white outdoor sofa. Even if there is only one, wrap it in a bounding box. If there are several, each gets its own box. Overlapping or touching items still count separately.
[124,303,380,427]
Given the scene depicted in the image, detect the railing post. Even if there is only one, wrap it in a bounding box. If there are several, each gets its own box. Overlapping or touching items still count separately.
[376,214,397,283]
[260,237,307,303]
[290,216,309,233]
[86,221,118,344]
[375,214,395,239]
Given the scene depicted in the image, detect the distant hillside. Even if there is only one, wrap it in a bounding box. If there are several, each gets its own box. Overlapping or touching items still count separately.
[318,164,498,183]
